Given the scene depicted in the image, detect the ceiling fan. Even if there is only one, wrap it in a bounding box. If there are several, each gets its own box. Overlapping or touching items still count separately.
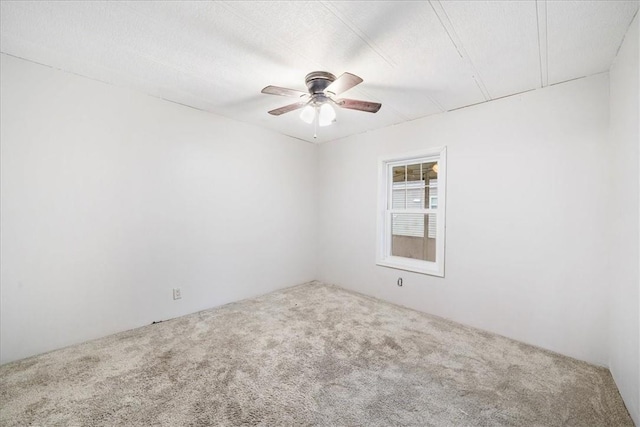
[261,71,382,131]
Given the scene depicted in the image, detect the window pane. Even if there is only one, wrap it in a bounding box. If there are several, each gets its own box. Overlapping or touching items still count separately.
[421,161,438,209]
[429,196,438,209]
[391,213,436,262]
[392,213,423,237]
[407,163,421,182]
[406,187,423,209]
[427,213,437,239]
[392,165,406,183]
[392,189,406,209]
[423,161,438,180]
[426,182,438,209]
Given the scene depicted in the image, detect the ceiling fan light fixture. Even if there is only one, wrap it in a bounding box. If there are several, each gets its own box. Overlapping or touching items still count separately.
[263,71,381,136]
[299,105,315,124]
[318,103,336,127]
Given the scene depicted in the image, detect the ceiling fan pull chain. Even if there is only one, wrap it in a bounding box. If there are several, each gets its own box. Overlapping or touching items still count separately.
[314,107,318,139]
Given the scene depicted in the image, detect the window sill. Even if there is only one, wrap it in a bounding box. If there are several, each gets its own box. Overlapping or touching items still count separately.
[376,256,444,277]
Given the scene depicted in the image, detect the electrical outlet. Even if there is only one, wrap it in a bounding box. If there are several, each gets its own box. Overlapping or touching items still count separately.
[173,288,182,300]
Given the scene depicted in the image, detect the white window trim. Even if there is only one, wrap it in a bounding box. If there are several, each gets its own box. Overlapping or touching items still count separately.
[376,146,447,277]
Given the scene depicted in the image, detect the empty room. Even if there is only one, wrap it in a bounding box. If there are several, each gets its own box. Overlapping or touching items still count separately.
[1,1,638,425]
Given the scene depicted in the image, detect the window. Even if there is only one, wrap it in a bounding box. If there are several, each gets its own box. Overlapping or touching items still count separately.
[376,147,446,277]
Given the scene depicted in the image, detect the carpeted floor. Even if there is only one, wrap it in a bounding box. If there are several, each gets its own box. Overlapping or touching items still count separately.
[0,282,633,426]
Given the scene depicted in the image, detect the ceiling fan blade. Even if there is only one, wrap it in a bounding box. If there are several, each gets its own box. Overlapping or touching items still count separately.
[336,98,382,113]
[261,85,309,98]
[325,72,363,96]
[268,101,308,116]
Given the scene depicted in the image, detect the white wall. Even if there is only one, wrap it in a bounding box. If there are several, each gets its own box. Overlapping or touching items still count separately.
[609,13,639,425]
[318,73,611,366]
[0,54,317,364]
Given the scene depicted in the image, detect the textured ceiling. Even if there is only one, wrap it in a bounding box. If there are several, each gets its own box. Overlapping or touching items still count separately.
[1,1,638,143]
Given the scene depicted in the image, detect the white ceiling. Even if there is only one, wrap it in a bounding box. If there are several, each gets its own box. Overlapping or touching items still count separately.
[1,1,638,143]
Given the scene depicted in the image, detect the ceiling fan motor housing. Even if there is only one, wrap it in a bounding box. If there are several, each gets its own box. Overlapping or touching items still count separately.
[305,71,336,95]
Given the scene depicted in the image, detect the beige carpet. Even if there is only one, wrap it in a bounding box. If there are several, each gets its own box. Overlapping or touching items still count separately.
[0,282,633,426]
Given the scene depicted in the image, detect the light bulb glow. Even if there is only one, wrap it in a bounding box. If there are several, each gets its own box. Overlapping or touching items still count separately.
[299,105,315,124]
[318,103,336,127]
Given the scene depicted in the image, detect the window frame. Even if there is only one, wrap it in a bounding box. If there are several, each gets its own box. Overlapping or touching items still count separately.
[376,147,447,277]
